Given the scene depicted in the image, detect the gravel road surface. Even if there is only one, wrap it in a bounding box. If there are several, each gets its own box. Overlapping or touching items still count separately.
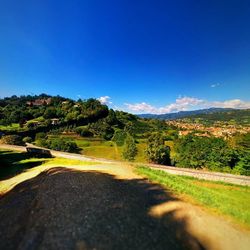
[0,167,205,250]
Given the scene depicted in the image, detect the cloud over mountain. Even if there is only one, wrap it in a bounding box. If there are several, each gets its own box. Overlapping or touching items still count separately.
[125,97,250,114]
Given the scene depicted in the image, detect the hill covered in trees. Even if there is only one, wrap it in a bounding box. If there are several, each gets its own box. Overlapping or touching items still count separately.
[0,94,171,146]
[139,108,250,125]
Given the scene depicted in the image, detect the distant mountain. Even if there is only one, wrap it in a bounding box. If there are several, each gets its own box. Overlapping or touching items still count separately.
[138,108,236,120]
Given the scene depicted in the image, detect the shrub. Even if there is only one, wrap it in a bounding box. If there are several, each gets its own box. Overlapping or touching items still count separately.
[81,129,93,137]
[112,130,127,146]
[35,138,49,148]
[48,138,78,152]
[35,132,47,141]
[122,135,138,161]
[1,135,24,146]
[23,136,33,143]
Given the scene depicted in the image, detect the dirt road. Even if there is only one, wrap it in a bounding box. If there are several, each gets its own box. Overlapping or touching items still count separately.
[0,164,250,250]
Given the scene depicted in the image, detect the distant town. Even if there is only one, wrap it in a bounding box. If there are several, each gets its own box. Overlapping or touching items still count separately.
[167,119,250,138]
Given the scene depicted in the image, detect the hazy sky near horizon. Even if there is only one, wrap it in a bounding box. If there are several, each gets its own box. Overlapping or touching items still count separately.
[0,0,250,114]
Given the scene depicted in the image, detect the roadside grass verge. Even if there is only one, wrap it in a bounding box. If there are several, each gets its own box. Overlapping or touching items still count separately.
[19,157,99,167]
[135,165,250,228]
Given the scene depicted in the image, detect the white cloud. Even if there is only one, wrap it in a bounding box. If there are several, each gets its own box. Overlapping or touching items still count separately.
[125,102,157,113]
[125,97,250,114]
[209,99,250,109]
[211,83,220,88]
[125,97,204,114]
[98,96,112,105]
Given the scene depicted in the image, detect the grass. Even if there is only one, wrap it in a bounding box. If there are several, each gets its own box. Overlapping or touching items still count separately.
[48,134,148,162]
[19,157,99,167]
[81,140,147,162]
[135,165,250,228]
[0,123,20,131]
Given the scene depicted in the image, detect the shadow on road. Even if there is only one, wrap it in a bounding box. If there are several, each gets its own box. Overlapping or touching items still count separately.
[0,167,205,250]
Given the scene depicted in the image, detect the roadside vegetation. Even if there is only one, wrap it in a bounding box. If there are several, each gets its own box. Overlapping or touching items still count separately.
[0,149,98,181]
[136,166,250,228]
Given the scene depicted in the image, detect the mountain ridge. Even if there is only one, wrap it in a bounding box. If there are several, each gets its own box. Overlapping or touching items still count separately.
[138,108,242,120]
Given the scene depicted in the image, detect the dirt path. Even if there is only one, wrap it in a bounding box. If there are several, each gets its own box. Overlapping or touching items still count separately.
[0,163,250,250]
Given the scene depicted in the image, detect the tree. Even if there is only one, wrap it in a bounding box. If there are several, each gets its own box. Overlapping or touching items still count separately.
[112,130,127,146]
[231,133,250,175]
[122,135,138,161]
[43,107,57,119]
[23,136,33,143]
[233,150,250,175]
[174,135,234,170]
[75,127,93,137]
[145,133,171,165]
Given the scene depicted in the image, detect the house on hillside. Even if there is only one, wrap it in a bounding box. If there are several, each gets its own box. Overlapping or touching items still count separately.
[26,98,52,106]
[179,130,191,136]
[51,118,60,125]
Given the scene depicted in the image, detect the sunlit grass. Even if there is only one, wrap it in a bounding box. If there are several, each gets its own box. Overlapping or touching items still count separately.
[19,157,99,166]
[136,166,250,228]
[49,134,149,163]
[0,123,20,131]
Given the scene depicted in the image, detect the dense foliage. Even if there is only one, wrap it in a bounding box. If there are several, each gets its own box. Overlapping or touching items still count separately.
[122,135,138,161]
[145,133,171,165]
[174,134,250,175]
[36,137,78,153]
[112,130,127,146]
[0,94,108,128]
[1,135,24,146]
[140,108,250,126]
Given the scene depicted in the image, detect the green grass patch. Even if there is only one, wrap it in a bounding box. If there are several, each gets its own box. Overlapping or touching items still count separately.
[19,157,98,167]
[49,134,148,162]
[136,166,250,228]
[0,123,20,131]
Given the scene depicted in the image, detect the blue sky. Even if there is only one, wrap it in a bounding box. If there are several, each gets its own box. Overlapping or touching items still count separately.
[0,0,250,113]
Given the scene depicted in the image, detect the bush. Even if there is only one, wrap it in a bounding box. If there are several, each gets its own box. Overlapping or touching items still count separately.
[81,129,93,137]
[122,135,138,161]
[112,130,127,146]
[35,132,47,141]
[23,136,33,143]
[1,135,24,146]
[35,138,49,148]
[48,138,78,152]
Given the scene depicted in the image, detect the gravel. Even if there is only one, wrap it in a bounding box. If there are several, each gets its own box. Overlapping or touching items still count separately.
[0,167,204,250]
